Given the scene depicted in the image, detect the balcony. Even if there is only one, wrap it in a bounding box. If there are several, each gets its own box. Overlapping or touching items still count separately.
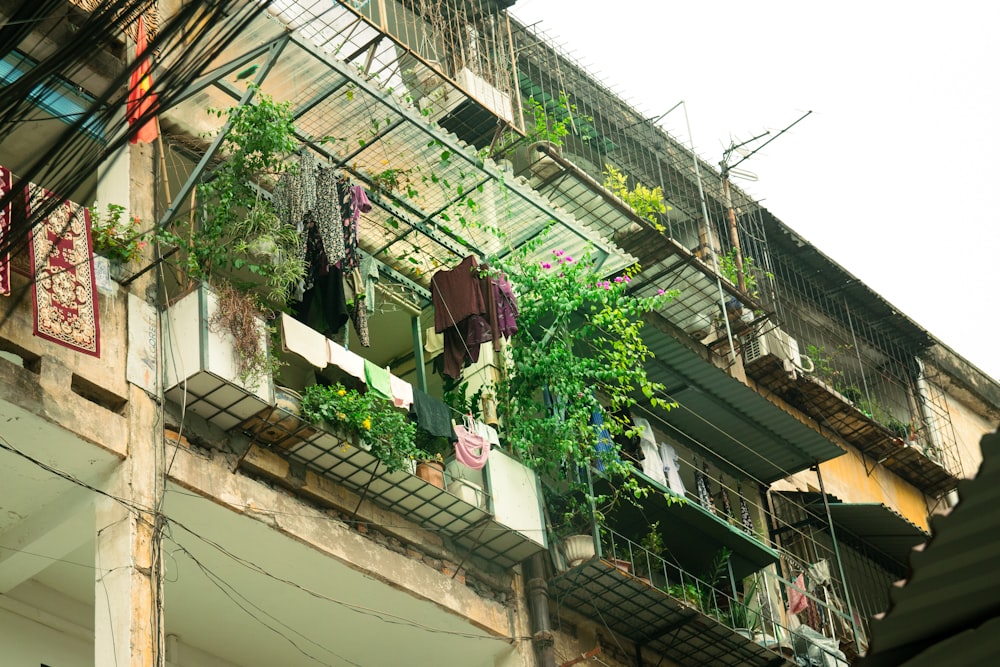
[161,298,546,569]
[745,351,959,497]
[550,527,852,667]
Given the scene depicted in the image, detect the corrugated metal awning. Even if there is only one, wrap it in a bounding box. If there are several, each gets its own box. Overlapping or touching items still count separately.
[642,326,845,483]
[860,430,1000,666]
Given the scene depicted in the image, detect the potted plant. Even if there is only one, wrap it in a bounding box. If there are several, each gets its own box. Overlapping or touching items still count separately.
[635,521,666,583]
[300,383,423,473]
[162,86,304,387]
[729,575,763,638]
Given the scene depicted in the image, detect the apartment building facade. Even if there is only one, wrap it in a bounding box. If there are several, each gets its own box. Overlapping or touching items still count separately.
[1,2,998,666]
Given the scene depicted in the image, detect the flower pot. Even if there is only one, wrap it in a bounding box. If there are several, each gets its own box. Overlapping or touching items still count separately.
[609,558,632,574]
[561,534,596,567]
[415,460,445,488]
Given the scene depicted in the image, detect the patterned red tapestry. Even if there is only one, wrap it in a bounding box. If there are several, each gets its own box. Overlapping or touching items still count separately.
[0,165,10,296]
[27,186,101,357]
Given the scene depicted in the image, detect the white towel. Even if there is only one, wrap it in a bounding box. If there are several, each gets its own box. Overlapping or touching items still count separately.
[634,417,667,486]
[327,339,365,382]
[389,374,414,410]
[280,314,328,369]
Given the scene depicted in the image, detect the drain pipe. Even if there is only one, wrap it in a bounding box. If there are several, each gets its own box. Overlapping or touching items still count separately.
[526,552,556,667]
[915,358,942,453]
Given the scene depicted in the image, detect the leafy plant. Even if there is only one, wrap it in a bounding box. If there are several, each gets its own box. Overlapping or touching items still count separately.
[729,575,762,632]
[603,164,670,232]
[207,282,278,390]
[179,86,303,308]
[490,235,679,529]
[90,203,152,263]
[300,383,422,473]
[717,248,771,298]
[806,344,840,385]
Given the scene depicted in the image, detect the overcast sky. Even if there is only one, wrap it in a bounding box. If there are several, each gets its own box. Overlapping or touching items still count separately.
[510,0,1000,382]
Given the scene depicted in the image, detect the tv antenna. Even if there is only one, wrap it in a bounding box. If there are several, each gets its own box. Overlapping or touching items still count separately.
[719,110,812,293]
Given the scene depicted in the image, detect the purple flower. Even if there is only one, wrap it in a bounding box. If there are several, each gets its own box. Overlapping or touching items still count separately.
[554,249,565,256]
[624,276,631,283]
[657,288,665,295]
[564,256,574,263]
[541,262,552,269]
[614,276,624,283]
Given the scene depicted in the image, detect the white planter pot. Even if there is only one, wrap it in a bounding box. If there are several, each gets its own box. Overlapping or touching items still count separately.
[162,284,273,431]
[561,534,596,567]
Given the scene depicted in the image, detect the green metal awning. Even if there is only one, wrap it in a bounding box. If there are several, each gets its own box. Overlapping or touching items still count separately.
[824,502,928,568]
[602,468,779,581]
[641,326,845,484]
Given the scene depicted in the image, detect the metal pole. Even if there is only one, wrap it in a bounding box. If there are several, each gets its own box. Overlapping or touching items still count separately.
[721,172,746,293]
[814,463,862,654]
[411,314,427,392]
[682,102,738,362]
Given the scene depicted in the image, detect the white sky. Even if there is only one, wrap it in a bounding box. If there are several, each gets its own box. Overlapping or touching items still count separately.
[510,0,1000,382]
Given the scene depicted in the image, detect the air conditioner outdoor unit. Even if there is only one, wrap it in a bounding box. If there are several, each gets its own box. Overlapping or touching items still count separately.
[744,327,808,371]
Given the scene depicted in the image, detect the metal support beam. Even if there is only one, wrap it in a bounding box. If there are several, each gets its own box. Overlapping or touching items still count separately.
[167,37,285,109]
[815,463,862,655]
[154,36,289,231]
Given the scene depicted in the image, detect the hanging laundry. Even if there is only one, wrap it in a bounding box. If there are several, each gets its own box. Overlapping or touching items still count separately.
[695,460,717,514]
[349,183,371,223]
[337,175,361,271]
[493,272,519,340]
[738,483,755,534]
[409,388,455,440]
[359,252,379,315]
[344,267,370,347]
[314,165,346,266]
[389,374,413,410]
[659,441,687,495]
[454,417,489,470]
[719,474,735,520]
[787,573,809,615]
[363,359,391,400]
[431,256,493,379]
[633,416,667,485]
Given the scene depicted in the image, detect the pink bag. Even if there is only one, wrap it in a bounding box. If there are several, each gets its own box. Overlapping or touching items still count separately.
[453,416,489,470]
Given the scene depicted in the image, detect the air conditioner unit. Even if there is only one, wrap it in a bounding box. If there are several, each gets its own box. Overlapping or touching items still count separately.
[744,327,805,369]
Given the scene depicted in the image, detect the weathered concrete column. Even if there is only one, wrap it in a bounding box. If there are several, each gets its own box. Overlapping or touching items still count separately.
[94,383,160,667]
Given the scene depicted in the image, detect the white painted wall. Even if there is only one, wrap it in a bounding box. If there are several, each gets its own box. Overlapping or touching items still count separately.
[0,601,92,667]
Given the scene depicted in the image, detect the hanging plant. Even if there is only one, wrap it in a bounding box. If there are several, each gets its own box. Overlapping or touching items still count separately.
[491,234,679,525]
[170,85,303,309]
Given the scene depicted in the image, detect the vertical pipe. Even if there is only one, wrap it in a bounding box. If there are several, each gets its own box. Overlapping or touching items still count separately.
[815,464,862,654]
[411,314,427,392]
[526,552,556,667]
[722,174,746,293]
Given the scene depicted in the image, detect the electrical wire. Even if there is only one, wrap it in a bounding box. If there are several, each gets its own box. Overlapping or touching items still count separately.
[166,516,529,644]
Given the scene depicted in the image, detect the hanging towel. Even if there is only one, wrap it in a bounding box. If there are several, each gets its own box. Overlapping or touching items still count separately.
[454,418,489,470]
[787,574,809,615]
[359,253,379,315]
[364,359,392,400]
[410,389,455,440]
[280,313,328,369]
[327,339,365,382]
[633,417,667,486]
[659,442,687,495]
[424,326,444,359]
[389,374,414,410]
